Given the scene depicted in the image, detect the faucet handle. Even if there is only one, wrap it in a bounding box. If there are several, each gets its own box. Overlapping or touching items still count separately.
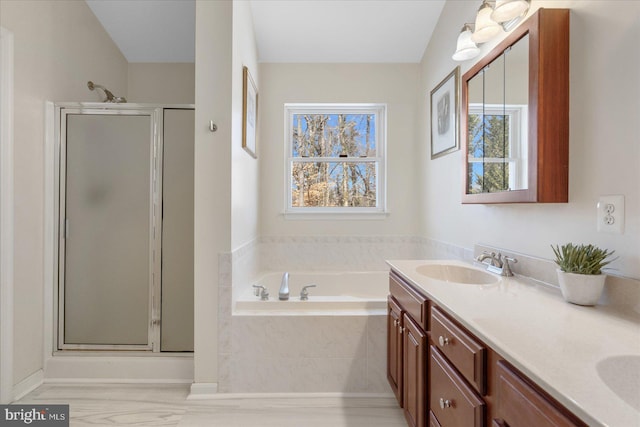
[252,284,264,297]
[501,256,518,277]
[253,285,269,300]
[300,284,317,301]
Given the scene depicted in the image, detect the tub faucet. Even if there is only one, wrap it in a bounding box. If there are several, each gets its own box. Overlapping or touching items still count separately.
[300,284,317,301]
[279,272,290,301]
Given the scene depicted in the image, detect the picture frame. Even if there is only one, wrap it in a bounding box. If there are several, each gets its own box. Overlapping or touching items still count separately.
[430,66,459,159]
[242,66,258,158]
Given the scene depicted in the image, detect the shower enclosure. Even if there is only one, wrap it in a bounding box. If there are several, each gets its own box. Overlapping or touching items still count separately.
[54,103,194,352]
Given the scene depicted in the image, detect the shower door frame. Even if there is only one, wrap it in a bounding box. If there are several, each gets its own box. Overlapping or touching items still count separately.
[55,104,164,351]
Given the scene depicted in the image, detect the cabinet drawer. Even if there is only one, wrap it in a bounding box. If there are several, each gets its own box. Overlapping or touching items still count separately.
[389,272,428,330]
[430,346,485,427]
[430,411,442,427]
[495,361,586,427]
[431,306,486,394]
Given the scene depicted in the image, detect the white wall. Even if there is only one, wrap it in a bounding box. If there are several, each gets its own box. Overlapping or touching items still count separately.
[193,0,233,386]
[127,63,195,104]
[418,0,640,279]
[231,1,260,250]
[258,63,420,237]
[0,0,128,386]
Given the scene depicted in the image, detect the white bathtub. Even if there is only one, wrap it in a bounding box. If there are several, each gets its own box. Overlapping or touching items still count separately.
[234,271,388,315]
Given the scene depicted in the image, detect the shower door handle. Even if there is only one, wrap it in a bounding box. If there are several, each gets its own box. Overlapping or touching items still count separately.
[65,219,70,239]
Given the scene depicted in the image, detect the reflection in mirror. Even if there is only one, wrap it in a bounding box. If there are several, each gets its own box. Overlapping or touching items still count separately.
[466,34,529,195]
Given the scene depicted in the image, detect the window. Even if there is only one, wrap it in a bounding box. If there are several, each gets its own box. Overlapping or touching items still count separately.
[467,103,527,194]
[285,104,386,217]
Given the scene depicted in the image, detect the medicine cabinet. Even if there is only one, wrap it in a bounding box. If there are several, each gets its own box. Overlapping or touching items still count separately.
[461,8,570,203]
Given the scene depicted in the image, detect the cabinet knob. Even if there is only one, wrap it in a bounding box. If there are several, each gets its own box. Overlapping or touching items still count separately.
[393,319,399,327]
[439,398,452,409]
[438,336,451,346]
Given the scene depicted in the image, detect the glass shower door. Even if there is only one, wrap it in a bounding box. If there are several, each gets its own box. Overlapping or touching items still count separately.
[60,111,158,349]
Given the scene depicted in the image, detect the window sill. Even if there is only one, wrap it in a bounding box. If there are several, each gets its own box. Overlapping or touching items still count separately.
[283,211,390,221]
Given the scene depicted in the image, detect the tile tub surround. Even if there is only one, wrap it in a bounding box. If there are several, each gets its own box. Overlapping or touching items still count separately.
[228,315,388,393]
[387,259,640,427]
[16,383,406,427]
[216,236,470,393]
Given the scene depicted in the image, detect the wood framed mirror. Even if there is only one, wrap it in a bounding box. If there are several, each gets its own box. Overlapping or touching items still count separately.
[461,8,570,204]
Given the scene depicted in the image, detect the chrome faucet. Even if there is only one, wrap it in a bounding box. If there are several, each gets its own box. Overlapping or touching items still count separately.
[476,251,518,277]
[279,272,290,301]
[252,285,269,301]
[300,284,316,301]
[476,251,503,268]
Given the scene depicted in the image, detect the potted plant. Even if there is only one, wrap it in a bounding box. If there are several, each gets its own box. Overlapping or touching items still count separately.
[551,243,615,306]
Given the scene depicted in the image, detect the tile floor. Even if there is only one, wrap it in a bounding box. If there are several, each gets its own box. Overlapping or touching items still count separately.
[16,384,407,426]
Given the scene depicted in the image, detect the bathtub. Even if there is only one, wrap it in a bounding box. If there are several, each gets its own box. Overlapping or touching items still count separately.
[234,271,388,315]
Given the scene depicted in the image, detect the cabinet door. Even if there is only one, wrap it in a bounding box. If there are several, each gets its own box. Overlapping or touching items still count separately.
[403,313,427,427]
[495,361,585,427]
[388,296,404,405]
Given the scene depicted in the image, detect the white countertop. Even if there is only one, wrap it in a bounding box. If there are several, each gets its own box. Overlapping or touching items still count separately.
[386,259,640,427]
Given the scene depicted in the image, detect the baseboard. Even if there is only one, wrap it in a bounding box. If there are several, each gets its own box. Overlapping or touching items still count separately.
[45,355,193,383]
[12,369,44,402]
[187,382,219,399]
[188,390,395,401]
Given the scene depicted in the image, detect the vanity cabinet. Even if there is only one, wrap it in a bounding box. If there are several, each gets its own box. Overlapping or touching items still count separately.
[430,346,485,427]
[403,313,427,427]
[388,296,404,403]
[387,270,587,427]
[431,306,486,395]
[494,361,585,427]
[388,272,429,427]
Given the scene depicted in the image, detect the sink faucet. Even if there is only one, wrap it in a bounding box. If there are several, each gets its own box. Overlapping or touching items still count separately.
[300,284,316,301]
[476,251,503,268]
[279,272,290,301]
[476,251,518,277]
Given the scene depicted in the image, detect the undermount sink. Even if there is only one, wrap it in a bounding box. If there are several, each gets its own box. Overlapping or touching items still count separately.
[596,355,640,411]
[415,264,499,285]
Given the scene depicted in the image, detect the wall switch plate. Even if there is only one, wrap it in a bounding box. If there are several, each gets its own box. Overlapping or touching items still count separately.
[597,195,624,234]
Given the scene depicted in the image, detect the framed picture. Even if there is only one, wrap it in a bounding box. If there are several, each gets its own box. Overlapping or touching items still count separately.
[430,67,459,159]
[242,66,258,158]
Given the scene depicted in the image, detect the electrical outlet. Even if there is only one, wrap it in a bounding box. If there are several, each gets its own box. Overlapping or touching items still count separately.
[597,195,624,234]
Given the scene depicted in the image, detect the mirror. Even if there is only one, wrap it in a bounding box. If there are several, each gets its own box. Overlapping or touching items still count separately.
[462,8,570,203]
[466,35,529,195]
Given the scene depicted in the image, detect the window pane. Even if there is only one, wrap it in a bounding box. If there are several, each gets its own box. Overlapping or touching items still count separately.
[291,162,376,207]
[292,114,376,157]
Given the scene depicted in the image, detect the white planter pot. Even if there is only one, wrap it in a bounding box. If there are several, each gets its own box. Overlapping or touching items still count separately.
[556,270,606,306]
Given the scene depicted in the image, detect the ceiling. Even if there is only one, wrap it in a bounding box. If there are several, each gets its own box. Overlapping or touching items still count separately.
[86,0,445,63]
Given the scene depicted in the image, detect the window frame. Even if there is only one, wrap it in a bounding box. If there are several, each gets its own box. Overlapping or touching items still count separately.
[284,103,387,218]
[467,103,528,192]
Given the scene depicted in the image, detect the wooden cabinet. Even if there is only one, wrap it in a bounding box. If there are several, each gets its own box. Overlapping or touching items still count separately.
[494,361,586,427]
[430,346,485,427]
[403,314,427,427]
[388,296,403,404]
[387,269,587,427]
[431,306,486,395]
[388,272,429,427]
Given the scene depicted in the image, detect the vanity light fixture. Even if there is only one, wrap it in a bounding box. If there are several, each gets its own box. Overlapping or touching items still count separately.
[452,0,530,62]
[471,0,503,44]
[452,24,481,61]
[491,0,531,24]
